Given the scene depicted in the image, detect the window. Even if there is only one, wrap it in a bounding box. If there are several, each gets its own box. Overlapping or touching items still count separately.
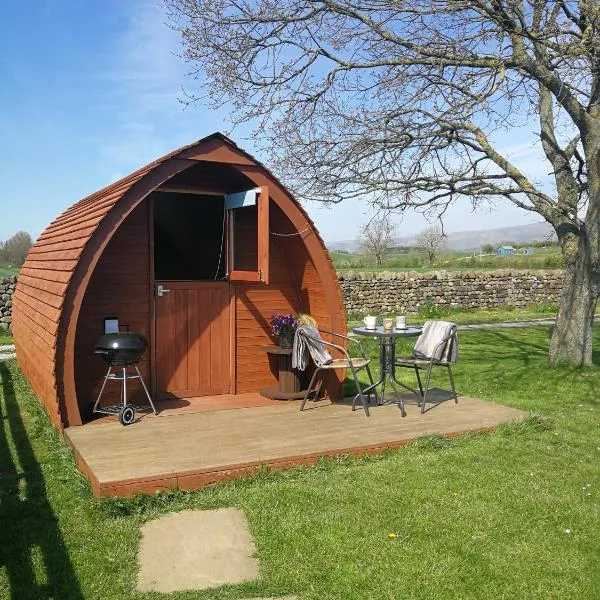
[153,192,226,280]
[227,186,269,284]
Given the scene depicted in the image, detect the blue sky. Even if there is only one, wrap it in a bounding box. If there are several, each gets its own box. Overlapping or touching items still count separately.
[1,0,551,244]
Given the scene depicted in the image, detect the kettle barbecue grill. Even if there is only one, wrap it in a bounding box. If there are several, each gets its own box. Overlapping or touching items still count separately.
[93,332,158,425]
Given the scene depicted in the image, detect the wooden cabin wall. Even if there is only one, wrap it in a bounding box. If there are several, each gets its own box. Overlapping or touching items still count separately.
[13,232,76,429]
[234,202,303,393]
[271,203,345,398]
[74,202,151,419]
[12,311,62,429]
[267,203,338,331]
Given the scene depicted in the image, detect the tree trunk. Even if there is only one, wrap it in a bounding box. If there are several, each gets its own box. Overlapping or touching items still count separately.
[550,125,600,366]
[549,232,599,366]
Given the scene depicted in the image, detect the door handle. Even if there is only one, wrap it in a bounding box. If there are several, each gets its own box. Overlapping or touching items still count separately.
[157,284,171,297]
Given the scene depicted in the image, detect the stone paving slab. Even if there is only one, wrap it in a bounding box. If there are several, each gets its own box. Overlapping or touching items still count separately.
[137,508,259,593]
[0,344,15,362]
[457,319,556,330]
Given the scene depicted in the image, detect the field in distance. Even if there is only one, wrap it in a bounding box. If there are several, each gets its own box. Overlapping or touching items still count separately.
[331,245,565,273]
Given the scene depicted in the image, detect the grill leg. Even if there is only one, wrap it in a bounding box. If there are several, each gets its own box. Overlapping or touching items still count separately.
[93,366,113,413]
[122,367,127,407]
[135,365,158,414]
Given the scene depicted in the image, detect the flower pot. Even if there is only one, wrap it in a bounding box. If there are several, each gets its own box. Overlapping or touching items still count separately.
[278,327,295,348]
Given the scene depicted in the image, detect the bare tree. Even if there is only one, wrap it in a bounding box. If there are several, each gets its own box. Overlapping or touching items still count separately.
[415,226,448,266]
[359,217,397,267]
[165,0,600,366]
[0,231,32,267]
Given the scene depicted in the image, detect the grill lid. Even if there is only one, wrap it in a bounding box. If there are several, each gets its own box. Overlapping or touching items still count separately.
[94,332,148,365]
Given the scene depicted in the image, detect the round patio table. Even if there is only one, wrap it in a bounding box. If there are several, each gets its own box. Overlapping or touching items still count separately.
[352,325,423,416]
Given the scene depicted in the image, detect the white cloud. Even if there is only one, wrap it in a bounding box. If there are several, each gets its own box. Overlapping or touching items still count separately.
[88,0,225,170]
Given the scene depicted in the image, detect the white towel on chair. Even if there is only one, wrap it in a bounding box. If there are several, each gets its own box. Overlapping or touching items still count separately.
[413,320,458,363]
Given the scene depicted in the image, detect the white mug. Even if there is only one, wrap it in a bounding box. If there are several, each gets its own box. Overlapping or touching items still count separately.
[396,315,407,329]
[363,315,377,329]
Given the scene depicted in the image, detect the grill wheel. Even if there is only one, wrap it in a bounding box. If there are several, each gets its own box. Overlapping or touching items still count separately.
[118,405,136,426]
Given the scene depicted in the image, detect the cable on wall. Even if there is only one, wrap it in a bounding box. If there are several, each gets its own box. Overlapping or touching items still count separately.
[270,226,312,237]
[213,205,227,280]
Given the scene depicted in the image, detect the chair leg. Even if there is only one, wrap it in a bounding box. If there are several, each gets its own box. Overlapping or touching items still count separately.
[365,363,378,405]
[300,367,322,411]
[413,365,424,396]
[315,374,325,400]
[350,366,370,417]
[447,364,458,404]
[421,362,434,414]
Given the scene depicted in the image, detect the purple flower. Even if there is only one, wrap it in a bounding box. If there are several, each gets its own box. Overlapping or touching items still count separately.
[270,313,300,336]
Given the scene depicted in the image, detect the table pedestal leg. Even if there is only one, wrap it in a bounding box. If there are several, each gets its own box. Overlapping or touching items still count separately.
[363,335,421,416]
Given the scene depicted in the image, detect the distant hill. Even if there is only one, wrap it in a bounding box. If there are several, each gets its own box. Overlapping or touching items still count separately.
[328,221,556,252]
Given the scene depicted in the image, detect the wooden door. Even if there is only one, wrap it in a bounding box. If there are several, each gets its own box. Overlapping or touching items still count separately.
[154,282,231,398]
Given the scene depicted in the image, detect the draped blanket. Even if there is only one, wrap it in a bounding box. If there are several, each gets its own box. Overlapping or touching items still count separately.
[292,325,333,371]
[413,320,458,363]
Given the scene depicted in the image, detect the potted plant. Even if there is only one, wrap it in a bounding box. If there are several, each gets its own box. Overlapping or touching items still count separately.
[270,313,300,348]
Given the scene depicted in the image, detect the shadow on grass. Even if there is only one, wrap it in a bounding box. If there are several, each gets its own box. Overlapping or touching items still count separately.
[349,326,600,406]
[0,362,83,600]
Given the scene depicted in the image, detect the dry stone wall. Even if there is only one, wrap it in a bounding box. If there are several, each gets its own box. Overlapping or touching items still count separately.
[0,276,16,331]
[339,270,564,314]
[0,271,564,331]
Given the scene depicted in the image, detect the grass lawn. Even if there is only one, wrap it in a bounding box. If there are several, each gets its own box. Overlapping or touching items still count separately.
[0,265,19,278]
[1,326,600,599]
[0,334,12,346]
[347,304,561,328]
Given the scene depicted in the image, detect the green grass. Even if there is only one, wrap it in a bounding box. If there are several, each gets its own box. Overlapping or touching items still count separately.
[348,303,562,328]
[0,265,19,278]
[1,325,600,599]
[331,246,565,273]
[0,333,12,346]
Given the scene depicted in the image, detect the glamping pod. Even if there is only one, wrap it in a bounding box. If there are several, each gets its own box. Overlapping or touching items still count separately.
[13,133,345,430]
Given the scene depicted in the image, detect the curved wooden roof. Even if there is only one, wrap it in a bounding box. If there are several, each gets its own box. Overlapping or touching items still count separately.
[13,133,344,429]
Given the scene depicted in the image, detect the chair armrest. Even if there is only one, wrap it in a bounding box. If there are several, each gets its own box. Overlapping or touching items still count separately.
[302,332,352,363]
[318,329,368,360]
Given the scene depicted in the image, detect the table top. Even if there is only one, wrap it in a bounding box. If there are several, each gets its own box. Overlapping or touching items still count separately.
[352,325,422,338]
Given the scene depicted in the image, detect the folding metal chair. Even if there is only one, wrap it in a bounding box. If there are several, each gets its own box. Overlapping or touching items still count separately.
[299,329,378,416]
[395,322,458,413]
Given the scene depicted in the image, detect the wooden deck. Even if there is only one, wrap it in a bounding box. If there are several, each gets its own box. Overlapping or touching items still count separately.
[64,393,525,497]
